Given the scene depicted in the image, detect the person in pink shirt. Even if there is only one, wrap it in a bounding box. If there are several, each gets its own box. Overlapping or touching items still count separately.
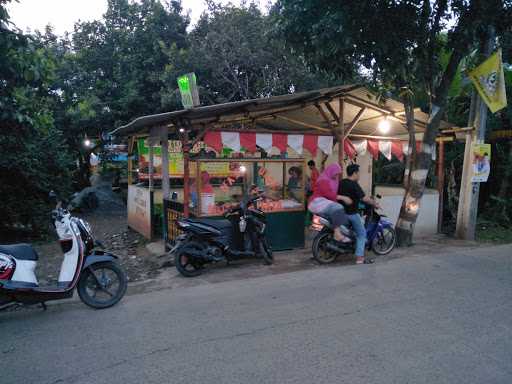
[308,163,352,243]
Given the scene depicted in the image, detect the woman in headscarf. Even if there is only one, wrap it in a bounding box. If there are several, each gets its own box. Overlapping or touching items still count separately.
[308,163,352,242]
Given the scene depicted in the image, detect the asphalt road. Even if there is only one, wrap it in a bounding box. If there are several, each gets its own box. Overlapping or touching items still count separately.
[2,244,512,384]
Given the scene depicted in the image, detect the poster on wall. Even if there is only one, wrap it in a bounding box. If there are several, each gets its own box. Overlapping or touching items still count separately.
[471,143,491,182]
[127,185,152,239]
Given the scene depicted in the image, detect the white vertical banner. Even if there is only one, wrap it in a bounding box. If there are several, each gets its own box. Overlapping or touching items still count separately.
[378,140,392,160]
[287,134,304,154]
[318,135,333,155]
[221,132,240,152]
[256,133,273,152]
[352,140,368,156]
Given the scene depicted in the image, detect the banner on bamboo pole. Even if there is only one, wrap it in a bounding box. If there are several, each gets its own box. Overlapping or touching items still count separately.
[468,49,507,113]
[471,143,491,182]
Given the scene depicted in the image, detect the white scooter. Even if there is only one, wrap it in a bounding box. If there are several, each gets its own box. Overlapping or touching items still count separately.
[0,192,127,310]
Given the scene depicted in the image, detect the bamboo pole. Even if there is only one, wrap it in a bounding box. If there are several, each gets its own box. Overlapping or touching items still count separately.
[182,129,190,218]
[337,98,345,173]
[437,140,445,233]
[344,107,366,139]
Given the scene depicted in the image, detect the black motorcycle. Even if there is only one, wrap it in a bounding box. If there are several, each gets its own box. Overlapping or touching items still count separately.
[171,195,273,277]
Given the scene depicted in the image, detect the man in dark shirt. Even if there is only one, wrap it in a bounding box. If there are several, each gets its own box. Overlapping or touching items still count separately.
[338,164,379,264]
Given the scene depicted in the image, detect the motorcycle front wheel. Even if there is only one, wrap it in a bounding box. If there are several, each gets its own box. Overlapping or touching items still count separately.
[371,227,396,255]
[77,261,127,309]
[175,245,204,277]
[259,237,273,265]
[312,231,338,264]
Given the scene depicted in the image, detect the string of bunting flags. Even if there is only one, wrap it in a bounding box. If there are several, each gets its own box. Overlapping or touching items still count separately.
[204,131,436,162]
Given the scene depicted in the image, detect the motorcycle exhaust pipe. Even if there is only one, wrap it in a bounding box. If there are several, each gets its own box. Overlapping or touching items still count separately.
[325,241,350,254]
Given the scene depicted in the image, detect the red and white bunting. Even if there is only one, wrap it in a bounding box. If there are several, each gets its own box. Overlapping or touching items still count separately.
[378,140,392,161]
[256,133,272,152]
[287,134,304,154]
[203,131,437,161]
[221,132,240,152]
[318,136,333,155]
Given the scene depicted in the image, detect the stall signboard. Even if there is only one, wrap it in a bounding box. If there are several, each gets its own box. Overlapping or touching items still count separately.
[137,139,207,178]
[471,143,491,182]
[127,185,152,239]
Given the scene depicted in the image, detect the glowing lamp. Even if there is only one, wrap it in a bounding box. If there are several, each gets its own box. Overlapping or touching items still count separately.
[378,117,391,134]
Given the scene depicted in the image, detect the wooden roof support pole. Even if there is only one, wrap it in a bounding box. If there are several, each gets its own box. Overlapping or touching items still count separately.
[344,107,366,139]
[337,98,345,172]
[325,101,340,124]
[127,136,135,185]
[181,127,190,218]
[315,103,335,128]
[160,126,170,244]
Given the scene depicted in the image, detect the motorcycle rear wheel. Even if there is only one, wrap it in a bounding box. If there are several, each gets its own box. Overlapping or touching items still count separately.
[312,232,338,264]
[175,247,204,277]
[77,261,127,309]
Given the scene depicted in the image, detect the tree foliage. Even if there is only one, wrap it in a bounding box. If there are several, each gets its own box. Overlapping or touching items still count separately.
[275,0,512,244]
[0,2,73,235]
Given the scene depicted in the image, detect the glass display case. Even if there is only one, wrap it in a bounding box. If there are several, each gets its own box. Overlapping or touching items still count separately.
[190,159,306,217]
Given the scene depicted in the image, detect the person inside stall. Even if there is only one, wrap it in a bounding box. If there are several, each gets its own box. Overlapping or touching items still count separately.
[308,163,352,243]
[287,166,302,200]
[306,160,319,195]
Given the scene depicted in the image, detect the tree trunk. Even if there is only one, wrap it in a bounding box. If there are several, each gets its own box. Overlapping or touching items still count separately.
[395,28,468,246]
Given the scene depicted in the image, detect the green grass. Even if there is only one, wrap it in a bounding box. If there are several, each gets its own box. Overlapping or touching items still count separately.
[476,223,512,244]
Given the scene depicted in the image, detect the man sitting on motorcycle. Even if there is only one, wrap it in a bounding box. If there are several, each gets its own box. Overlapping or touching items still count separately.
[338,164,380,264]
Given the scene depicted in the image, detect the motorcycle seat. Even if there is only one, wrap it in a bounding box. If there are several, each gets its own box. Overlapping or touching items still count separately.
[0,243,39,261]
[186,218,233,231]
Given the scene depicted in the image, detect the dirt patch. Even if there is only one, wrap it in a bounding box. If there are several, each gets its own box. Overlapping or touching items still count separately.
[31,181,163,285]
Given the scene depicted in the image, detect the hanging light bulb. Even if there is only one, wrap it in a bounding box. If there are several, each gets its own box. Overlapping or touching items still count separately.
[239,165,247,173]
[378,116,391,134]
[83,138,92,148]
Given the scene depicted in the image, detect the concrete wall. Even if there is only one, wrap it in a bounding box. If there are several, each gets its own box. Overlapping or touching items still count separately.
[374,186,439,238]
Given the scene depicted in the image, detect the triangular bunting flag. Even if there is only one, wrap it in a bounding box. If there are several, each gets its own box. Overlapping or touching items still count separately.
[256,133,272,152]
[288,134,304,155]
[318,136,333,155]
[303,135,318,156]
[272,133,288,153]
[240,132,256,152]
[204,131,223,153]
[221,132,240,152]
[378,140,392,161]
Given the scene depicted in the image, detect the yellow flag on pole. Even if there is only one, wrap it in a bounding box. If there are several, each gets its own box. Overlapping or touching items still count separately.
[468,49,507,113]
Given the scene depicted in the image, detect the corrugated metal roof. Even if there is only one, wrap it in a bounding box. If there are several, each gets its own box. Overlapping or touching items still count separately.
[110,84,456,138]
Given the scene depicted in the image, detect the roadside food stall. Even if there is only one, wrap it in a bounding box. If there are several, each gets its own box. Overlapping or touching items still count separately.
[111,85,460,249]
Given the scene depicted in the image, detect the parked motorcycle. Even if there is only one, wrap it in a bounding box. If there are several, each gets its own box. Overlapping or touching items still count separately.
[0,192,127,310]
[311,195,396,264]
[171,194,273,277]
